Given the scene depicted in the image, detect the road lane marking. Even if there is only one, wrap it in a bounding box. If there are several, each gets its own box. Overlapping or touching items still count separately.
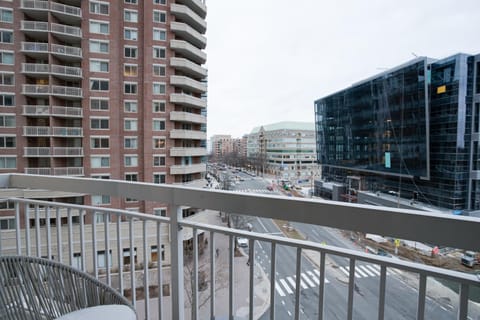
[355,267,368,277]
[313,269,330,283]
[339,266,350,276]
[358,265,375,277]
[365,265,381,276]
[301,273,316,287]
[280,279,293,294]
[293,275,308,289]
[286,276,296,289]
[275,281,286,297]
[256,217,270,233]
[345,266,361,278]
[307,271,320,285]
[372,264,391,275]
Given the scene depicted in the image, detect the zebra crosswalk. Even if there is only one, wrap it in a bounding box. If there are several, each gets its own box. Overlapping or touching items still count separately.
[232,189,275,194]
[275,264,397,297]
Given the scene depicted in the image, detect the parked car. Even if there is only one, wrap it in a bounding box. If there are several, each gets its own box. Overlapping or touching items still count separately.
[237,238,248,248]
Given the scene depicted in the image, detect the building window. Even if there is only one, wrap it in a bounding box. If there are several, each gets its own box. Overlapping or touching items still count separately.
[92,195,110,205]
[89,40,109,53]
[91,174,110,179]
[90,118,109,129]
[124,64,138,77]
[125,173,138,181]
[0,9,13,23]
[124,119,138,131]
[124,137,138,149]
[124,100,137,113]
[153,173,166,184]
[0,200,14,210]
[124,82,137,94]
[97,250,112,268]
[0,51,13,65]
[153,137,166,149]
[90,137,109,149]
[153,28,166,41]
[0,30,12,44]
[90,59,109,72]
[90,79,109,91]
[153,119,165,131]
[152,64,166,77]
[0,218,15,230]
[0,156,16,169]
[91,156,110,168]
[0,73,14,85]
[153,208,167,217]
[124,155,138,167]
[123,248,137,265]
[124,28,138,40]
[153,46,166,59]
[0,136,15,148]
[124,9,138,22]
[153,155,166,166]
[124,46,137,58]
[153,10,166,23]
[90,1,109,15]
[153,82,166,95]
[124,0,137,4]
[0,114,15,127]
[153,100,166,112]
[154,0,167,5]
[89,20,109,34]
[0,94,14,106]
[90,98,109,111]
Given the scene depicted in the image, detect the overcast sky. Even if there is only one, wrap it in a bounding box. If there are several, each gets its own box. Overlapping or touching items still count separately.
[205,0,480,138]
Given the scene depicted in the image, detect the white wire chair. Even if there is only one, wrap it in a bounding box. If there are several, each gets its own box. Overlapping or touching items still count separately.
[0,256,134,320]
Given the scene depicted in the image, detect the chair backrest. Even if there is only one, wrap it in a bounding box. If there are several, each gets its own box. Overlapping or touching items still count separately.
[0,256,134,320]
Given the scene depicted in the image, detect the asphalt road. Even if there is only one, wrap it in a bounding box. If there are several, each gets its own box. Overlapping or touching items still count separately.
[216,169,462,319]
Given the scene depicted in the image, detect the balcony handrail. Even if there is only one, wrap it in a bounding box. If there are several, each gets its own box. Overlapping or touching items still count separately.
[21,42,49,52]
[50,44,82,57]
[50,23,82,37]
[21,0,49,10]
[4,174,479,252]
[50,2,82,17]
[21,20,48,31]
[50,64,82,77]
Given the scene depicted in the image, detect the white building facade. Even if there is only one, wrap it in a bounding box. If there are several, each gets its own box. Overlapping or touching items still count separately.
[247,122,321,183]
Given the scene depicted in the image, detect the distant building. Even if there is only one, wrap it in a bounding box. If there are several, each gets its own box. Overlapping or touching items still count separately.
[211,135,233,158]
[247,122,320,183]
[315,53,480,211]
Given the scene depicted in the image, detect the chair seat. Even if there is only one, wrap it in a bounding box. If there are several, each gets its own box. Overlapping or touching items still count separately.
[55,305,136,320]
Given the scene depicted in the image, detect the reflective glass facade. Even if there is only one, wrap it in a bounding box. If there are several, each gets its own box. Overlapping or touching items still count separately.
[315,54,479,210]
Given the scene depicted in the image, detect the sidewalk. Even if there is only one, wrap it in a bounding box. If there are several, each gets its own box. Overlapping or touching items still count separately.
[135,209,270,320]
[189,210,271,320]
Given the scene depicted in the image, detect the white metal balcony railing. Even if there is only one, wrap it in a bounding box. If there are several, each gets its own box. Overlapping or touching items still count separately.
[23,168,51,175]
[170,21,207,49]
[21,0,49,11]
[50,65,82,78]
[50,23,82,38]
[21,20,48,32]
[23,126,83,137]
[51,106,83,117]
[21,63,49,74]
[52,167,84,176]
[50,2,82,18]
[51,44,82,58]
[22,84,50,95]
[23,105,50,116]
[0,174,479,320]
[23,147,83,157]
[170,147,207,157]
[51,85,82,98]
[21,42,49,53]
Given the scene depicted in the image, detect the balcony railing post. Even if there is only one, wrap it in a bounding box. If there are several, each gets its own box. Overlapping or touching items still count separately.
[171,205,185,320]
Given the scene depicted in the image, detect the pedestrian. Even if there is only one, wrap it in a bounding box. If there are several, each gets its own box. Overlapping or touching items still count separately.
[215,248,219,257]
[246,259,250,266]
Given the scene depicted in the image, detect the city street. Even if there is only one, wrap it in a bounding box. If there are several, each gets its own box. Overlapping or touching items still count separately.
[214,168,468,319]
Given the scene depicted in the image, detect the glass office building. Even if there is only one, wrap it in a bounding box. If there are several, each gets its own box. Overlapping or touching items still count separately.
[315,53,480,210]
